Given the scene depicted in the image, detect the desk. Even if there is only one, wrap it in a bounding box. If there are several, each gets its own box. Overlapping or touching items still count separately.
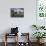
[4,33,18,46]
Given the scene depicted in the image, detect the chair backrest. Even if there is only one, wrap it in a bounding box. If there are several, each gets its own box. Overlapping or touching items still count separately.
[11,27,18,34]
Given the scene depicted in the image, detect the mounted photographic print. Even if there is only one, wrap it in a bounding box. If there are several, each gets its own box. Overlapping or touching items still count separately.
[11,8,24,17]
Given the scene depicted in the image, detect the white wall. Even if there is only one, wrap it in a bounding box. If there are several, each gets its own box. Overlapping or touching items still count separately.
[0,0,36,42]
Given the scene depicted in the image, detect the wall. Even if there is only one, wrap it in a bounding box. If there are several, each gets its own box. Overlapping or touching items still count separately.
[0,0,36,42]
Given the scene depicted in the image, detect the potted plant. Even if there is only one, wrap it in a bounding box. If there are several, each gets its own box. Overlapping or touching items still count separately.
[33,32,46,43]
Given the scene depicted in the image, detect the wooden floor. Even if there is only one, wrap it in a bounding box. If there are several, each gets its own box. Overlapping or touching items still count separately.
[0,42,46,46]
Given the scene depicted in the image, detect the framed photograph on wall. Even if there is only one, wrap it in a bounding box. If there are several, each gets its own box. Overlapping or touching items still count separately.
[11,8,24,17]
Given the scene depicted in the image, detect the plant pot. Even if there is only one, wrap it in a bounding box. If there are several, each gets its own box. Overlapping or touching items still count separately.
[40,38,45,43]
[37,39,40,43]
[37,39,45,44]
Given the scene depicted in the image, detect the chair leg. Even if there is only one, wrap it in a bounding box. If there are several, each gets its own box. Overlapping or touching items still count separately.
[4,41,7,46]
[4,33,7,46]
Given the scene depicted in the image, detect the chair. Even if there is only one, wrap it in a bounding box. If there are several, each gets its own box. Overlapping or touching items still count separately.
[4,33,18,46]
[4,27,19,46]
[18,33,30,46]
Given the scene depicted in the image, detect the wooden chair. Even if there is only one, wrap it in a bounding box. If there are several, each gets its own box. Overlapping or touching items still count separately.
[4,33,18,46]
[20,33,30,46]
